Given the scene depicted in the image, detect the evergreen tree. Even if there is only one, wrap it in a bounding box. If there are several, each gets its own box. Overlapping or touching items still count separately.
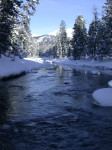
[17,0,39,57]
[57,20,68,58]
[0,0,39,58]
[102,0,112,57]
[56,33,62,58]
[96,20,107,59]
[72,15,87,60]
[87,8,105,59]
[0,0,21,57]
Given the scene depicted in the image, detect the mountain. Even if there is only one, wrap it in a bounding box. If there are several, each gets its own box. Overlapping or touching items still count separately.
[33,34,55,44]
[32,28,73,56]
[32,33,40,37]
[49,28,73,38]
[33,35,56,56]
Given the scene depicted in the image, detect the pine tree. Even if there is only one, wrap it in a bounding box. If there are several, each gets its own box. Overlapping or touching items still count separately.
[0,0,39,58]
[57,20,68,58]
[87,8,105,59]
[72,15,87,60]
[0,0,21,57]
[56,33,62,58]
[17,0,39,57]
[96,21,107,59]
[103,0,112,57]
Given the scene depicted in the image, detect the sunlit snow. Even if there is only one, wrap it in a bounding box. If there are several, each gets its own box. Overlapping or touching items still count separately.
[108,80,112,87]
[49,28,73,38]
[0,55,51,78]
[93,88,112,106]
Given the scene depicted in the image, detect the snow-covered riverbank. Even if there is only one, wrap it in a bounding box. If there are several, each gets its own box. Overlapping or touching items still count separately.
[0,55,52,79]
[1,56,112,78]
[0,56,112,106]
[51,58,112,70]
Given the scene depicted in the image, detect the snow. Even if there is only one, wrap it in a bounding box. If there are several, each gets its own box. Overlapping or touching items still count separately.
[36,36,45,43]
[32,33,40,37]
[53,58,112,69]
[51,58,112,75]
[108,80,112,87]
[92,88,112,106]
[1,56,112,79]
[66,28,73,38]
[49,30,59,36]
[49,28,73,38]
[0,55,52,79]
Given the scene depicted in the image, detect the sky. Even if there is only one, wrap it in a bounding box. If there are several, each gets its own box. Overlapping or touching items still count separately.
[30,0,106,36]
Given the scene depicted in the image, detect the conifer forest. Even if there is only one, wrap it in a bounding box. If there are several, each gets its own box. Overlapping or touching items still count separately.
[0,0,112,60]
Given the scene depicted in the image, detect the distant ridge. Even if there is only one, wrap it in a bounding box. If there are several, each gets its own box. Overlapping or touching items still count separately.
[32,28,73,38]
[49,28,73,38]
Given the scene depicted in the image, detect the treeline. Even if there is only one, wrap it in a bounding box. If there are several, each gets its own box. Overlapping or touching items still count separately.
[0,0,111,60]
[46,0,112,60]
[0,0,39,59]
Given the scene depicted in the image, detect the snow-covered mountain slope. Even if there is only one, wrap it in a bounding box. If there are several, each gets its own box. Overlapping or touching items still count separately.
[33,28,73,44]
[33,34,56,44]
[32,33,40,37]
[32,28,73,56]
[49,28,73,38]
[33,35,56,55]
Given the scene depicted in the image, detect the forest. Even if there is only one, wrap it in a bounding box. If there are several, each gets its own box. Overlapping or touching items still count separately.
[0,0,112,60]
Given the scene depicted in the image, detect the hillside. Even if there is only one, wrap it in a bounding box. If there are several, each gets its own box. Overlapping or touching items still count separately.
[32,28,73,56]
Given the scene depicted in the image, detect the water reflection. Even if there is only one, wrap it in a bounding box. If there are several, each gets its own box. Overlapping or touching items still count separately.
[0,84,13,124]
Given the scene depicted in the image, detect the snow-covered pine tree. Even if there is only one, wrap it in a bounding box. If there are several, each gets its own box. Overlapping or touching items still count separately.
[88,8,104,59]
[27,34,39,57]
[0,0,21,58]
[102,0,112,57]
[56,33,61,58]
[57,20,68,58]
[0,0,39,58]
[17,0,39,57]
[96,20,107,59]
[72,15,87,60]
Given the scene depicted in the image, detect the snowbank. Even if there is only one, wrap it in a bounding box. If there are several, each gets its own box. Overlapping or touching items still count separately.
[0,56,112,79]
[0,55,52,79]
[108,80,112,87]
[52,58,112,70]
[48,58,112,75]
[92,88,112,106]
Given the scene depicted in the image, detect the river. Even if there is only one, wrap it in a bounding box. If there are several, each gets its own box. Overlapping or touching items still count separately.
[0,65,112,150]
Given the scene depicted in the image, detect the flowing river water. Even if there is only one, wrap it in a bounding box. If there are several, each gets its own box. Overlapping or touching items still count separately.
[0,65,112,150]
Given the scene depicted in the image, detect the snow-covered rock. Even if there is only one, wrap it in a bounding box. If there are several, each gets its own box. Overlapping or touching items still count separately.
[92,88,112,106]
[108,80,112,87]
[90,70,100,75]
